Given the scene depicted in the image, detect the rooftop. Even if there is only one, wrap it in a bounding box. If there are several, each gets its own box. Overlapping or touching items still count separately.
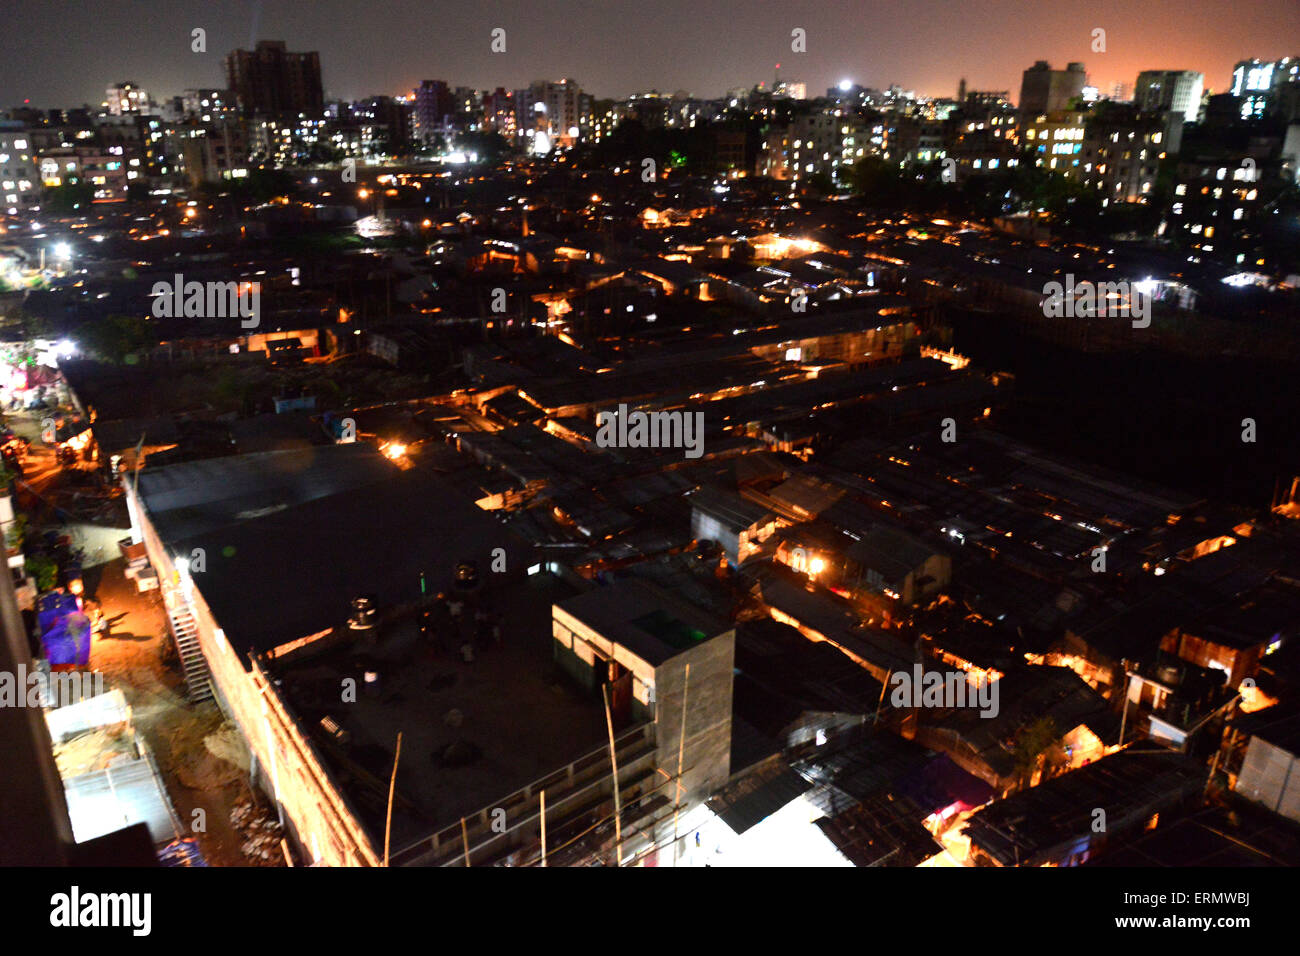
[270,573,609,852]
[139,446,534,655]
[963,751,1207,865]
[555,578,730,667]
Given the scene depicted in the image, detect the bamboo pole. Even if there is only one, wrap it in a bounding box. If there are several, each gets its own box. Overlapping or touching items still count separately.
[461,817,471,867]
[602,682,622,865]
[1119,671,1132,746]
[383,731,402,866]
[540,789,548,867]
[673,663,690,866]
[875,669,891,722]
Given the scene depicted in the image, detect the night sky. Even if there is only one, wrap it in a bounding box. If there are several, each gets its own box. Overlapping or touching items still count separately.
[5,0,1297,108]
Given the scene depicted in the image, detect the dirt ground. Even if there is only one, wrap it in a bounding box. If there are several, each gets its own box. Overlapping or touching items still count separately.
[86,558,283,866]
[7,406,282,867]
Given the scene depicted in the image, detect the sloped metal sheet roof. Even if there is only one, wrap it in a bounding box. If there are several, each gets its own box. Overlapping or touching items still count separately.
[707,760,811,835]
[65,756,179,846]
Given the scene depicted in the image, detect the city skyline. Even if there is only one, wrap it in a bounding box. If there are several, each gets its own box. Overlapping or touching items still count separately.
[4,0,1297,108]
[2,0,1300,888]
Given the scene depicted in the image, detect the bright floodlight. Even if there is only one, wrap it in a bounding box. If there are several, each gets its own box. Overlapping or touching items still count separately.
[839,79,852,92]
[53,241,71,259]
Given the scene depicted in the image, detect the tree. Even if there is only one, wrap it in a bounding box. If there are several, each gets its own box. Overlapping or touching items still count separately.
[848,156,908,208]
[244,167,299,203]
[298,143,345,166]
[1012,716,1060,789]
[198,167,298,206]
[43,179,96,214]
[26,553,58,592]
[454,130,512,163]
[803,171,836,198]
[8,311,55,338]
[5,514,27,550]
[76,314,152,365]
[126,180,151,204]
[414,133,447,158]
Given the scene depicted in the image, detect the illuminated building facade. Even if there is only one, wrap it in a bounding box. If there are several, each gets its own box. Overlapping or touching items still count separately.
[1231,56,1300,120]
[1134,70,1205,124]
[105,82,151,115]
[0,125,38,213]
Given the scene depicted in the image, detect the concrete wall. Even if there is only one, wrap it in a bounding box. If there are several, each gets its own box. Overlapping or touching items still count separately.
[691,510,742,565]
[552,603,735,807]
[130,487,379,866]
[906,553,952,604]
[652,630,735,805]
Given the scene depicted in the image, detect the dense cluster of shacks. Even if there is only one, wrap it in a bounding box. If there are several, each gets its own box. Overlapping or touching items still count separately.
[49,167,1300,866]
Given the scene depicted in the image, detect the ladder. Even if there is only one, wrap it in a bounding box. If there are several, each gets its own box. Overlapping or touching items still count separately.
[167,602,214,704]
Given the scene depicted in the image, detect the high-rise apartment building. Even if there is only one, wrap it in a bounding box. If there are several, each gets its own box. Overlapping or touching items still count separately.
[1135,71,1204,124]
[515,79,585,152]
[485,88,516,136]
[181,89,238,123]
[1079,103,1182,204]
[105,82,151,115]
[225,41,323,117]
[1021,110,1087,173]
[1019,61,1087,114]
[0,124,39,214]
[1231,57,1300,121]
[412,80,454,145]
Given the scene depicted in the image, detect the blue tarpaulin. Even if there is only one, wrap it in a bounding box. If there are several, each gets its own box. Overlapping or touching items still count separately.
[42,612,91,667]
[158,838,210,867]
[38,592,80,636]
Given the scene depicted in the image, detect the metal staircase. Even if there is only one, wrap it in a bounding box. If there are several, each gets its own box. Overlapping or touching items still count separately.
[166,599,214,704]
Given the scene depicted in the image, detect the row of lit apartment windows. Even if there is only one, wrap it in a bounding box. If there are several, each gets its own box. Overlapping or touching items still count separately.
[1183,166,1262,182]
[1175,184,1259,200]
[1172,204,1246,219]
[1026,127,1084,141]
[965,158,1019,169]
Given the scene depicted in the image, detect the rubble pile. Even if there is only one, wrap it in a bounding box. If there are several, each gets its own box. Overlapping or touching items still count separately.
[230,801,284,865]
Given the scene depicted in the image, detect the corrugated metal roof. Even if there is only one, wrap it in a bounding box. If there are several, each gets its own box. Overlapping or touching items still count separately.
[137,443,395,542]
[65,755,180,846]
[707,760,810,835]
